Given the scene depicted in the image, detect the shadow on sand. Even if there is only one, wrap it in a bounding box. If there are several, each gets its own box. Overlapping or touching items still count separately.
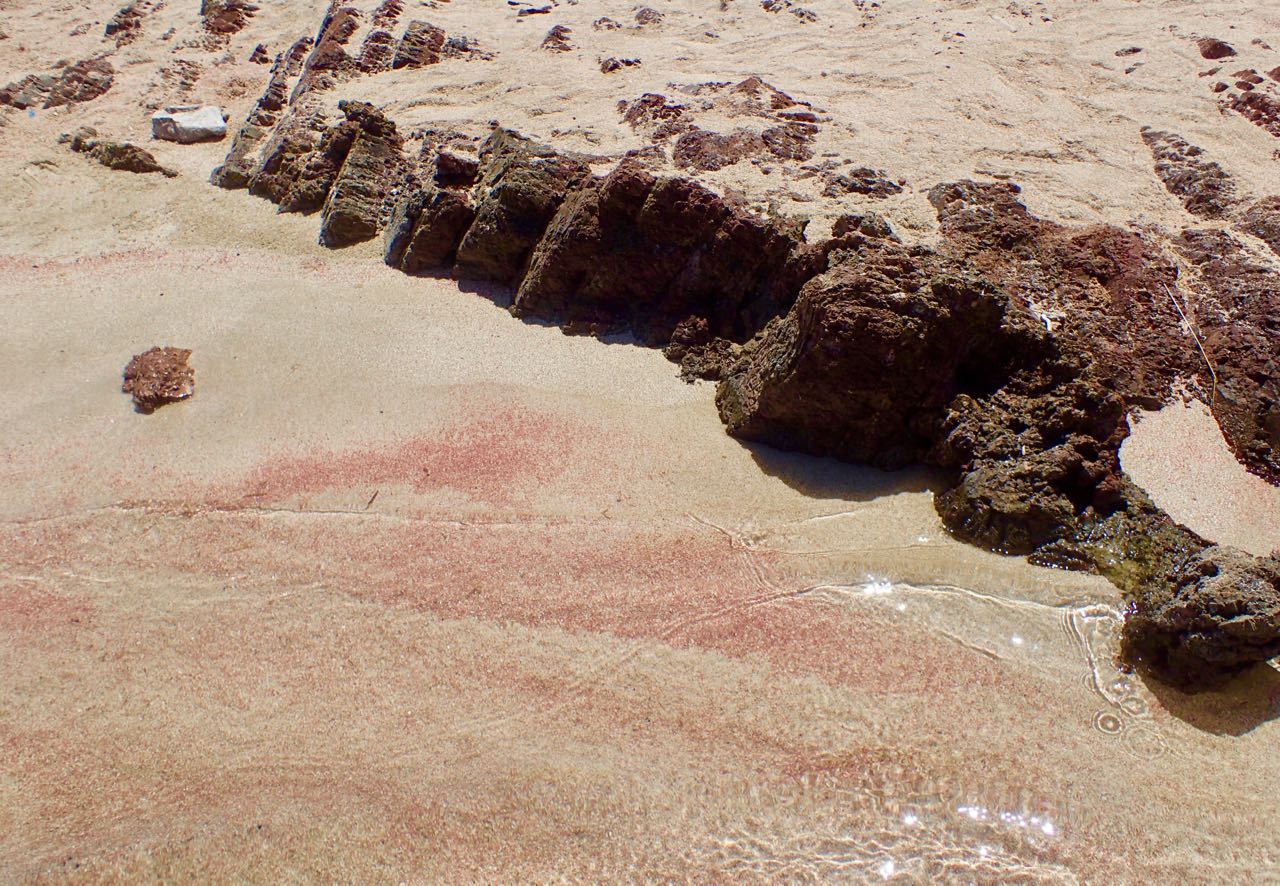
[740,439,948,502]
[1144,663,1280,736]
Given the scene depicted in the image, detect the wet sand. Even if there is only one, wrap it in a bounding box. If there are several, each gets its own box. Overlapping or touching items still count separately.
[1122,400,1280,558]
[2,149,1280,883]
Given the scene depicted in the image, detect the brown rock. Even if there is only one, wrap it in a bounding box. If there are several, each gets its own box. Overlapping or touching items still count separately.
[600,57,641,74]
[319,102,406,248]
[1124,547,1280,687]
[716,236,1040,470]
[393,20,446,68]
[1197,37,1237,60]
[104,3,146,46]
[211,37,313,190]
[541,25,573,52]
[0,58,114,110]
[822,166,902,198]
[453,129,591,283]
[123,347,195,413]
[1173,229,1280,484]
[68,128,176,177]
[1224,89,1280,138]
[672,128,763,171]
[515,160,805,342]
[201,0,258,35]
[1237,195,1280,257]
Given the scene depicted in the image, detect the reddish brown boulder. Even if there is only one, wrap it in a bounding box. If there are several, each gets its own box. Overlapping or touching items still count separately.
[515,160,805,342]
[541,25,573,52]
[65,127,176,177]
[1124,547,1280,687]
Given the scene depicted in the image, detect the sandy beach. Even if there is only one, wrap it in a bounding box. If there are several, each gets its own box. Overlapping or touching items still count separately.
[3,0,1280,881]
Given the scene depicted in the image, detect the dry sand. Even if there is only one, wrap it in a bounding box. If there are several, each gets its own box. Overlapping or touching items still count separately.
[2,0,1280,882]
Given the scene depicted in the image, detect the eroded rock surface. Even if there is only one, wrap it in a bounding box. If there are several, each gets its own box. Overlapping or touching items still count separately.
[0,58,114,110]
[319,101,405,247]
[1141,128,1236,218]
[65,127,176,177]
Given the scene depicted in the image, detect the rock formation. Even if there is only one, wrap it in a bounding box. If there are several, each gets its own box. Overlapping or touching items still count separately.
[0,58,114,110]
[64,127,176,177]
[204,10,1280,687]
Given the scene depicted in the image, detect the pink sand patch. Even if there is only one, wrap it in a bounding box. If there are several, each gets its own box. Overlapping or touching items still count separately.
[221,407,599,507]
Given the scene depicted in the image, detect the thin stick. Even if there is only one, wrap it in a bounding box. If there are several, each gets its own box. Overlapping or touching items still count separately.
[1163,283,1218,411]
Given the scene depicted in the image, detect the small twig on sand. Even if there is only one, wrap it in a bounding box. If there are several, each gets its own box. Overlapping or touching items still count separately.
[1163,283,1218,411]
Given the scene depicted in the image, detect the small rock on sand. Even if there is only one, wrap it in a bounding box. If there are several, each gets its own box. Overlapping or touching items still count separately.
[123,347,195,413]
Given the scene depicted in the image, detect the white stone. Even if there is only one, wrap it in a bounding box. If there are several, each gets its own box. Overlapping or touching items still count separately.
[151,105,227,144]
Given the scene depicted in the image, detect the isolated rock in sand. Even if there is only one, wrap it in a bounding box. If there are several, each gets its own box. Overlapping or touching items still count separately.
[1197,37,1237,60]
[151,105,227,144]
[64,127,176,177]
[0,58,114,110]
[716,234,1042,473]
[1238,195,1280,256]
[122,347,195,413]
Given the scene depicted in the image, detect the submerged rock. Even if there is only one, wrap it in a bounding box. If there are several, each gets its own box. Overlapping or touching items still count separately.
[1124,547,1280,687]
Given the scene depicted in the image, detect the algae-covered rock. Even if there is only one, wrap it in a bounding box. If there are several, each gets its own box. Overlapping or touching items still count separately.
[1124,547,1280,687]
